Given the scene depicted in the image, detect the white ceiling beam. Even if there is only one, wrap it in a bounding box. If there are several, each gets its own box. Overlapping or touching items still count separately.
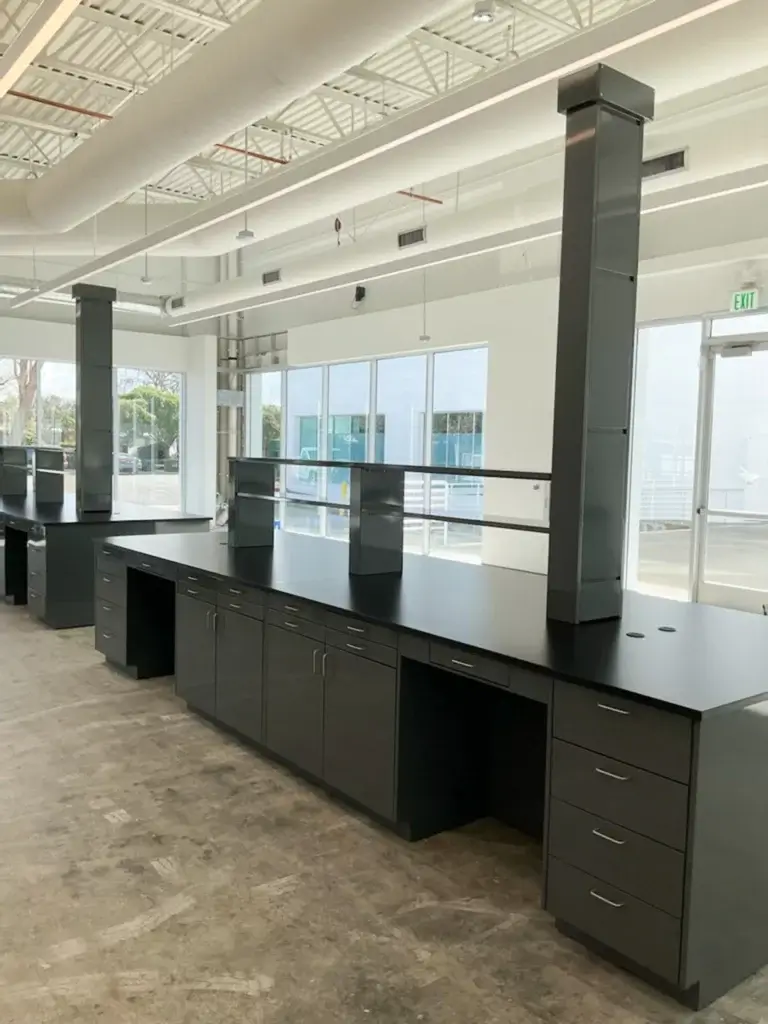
[76,5,190,46]
[315,84,396,115]
[30,56,144,93]
[255,119,335,147]
[564,0,585,27]
[408,39,441,94]
[139,0,229,31]
[409,28,499,70]
[0,112,85,137]
[0,0,82,102]
[500,1,576,35]
[346,65,432,100]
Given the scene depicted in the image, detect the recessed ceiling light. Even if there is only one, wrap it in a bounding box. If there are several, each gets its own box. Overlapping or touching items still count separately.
[473,0,496,23]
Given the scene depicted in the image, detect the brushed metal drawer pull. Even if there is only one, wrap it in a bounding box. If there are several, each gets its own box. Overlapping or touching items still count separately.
[229,603,242,610]
[451,658,475,670]
[312,648,319,675]
[347,625,365,634]
[229,588,243,595]
[102,605,111,612]
[284,604,300,613]
[29,571,37,576]
[102,632,114,640]
[283,620,299,629]
[187,588,198,596]
[346,643,365,652]
[102,577,111,583]
[188,575,199,582]
[592,828,626,846]
[597,703,630,716]
[595,767,630,782]
[590,889,624,909]
[141,562,152,569]
[322,652,327,676]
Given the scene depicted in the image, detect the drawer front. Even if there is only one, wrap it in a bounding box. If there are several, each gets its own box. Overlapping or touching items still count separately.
[27,543,47,575]
[325,610,396,649]
[27,562,46,595]
[547,857,681,983]
[177,580,218,604]
[95,624,127,666]
[268,593,322,623]
[548,798,684,917]
[219,580,264,607]
[551,740,688,851]
[217,593,264,620]
[553,682,692,784]
[27,587,46,622]
[95,598,126,636]
[133,554,174,580]
[95,571,126,606]
[325,628,398,668]
[430,641,507,689]
[97,548,126,580]
[179,567,221,591]
[265,607,325,642]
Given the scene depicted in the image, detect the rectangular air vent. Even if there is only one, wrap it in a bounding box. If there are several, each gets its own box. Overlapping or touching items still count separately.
[398,226,427,249]
[262,269,282,285]
[169,296,185,310]
[642,149,687,180]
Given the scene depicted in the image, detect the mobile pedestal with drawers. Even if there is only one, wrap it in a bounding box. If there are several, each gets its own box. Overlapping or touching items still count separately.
[95,529,768,1010]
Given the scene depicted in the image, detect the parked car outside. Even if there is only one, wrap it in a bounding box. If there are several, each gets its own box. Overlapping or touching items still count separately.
[118,452,141,474]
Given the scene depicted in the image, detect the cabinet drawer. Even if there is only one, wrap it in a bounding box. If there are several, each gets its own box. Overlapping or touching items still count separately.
[95,624,127,666]
[96,571,126,606]
[27,544,47,574]
[551,740,688,851]
[97,549,126,580]
[95,598,125,635]
[326,628,398,668]
[268,593,322,623]
[133,554,174,580]
[325,611,396,648]
[548,798,684,917]
[430,641,507,689]
[266,607,325,642]
[27,563,46,595]
[27,587,46,622]
[553,682,692,784]
[217,593,263,620]
[547,857,681,984]
[177,580,218,604]
[179,567,221,591]
[219,580,264,606]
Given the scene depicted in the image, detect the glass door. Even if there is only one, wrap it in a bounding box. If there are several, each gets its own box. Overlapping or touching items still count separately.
[692,334,768,613]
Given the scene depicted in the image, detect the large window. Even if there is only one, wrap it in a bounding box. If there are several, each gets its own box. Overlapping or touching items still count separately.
[244,346,487,561]
[0,358,38,447]
[115,368,183,510]
[39,361,77,492]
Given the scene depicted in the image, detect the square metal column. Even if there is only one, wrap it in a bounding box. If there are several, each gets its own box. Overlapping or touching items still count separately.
[547,64,654,623]
[73,283,116,514]
[349,466,405,576]
[228,459,276,548]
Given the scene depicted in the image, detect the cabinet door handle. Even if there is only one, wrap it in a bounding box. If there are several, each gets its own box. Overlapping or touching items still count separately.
[284,604,299,613]
[29,590,38,599]
[312,648,319,675]
[283,620,298,630]
[347,625,365,634]
[229,603,242,610]
[102,577,111,583]
[102,605,111,612]
[590,890,624,909]
[592,828,626,846]
[346,643,365,653]
[229,587,242,595]
[102,632,114,640]
[451,658,474,670]
[188,575,199,582]
[322,652,327,676]
[29,571,37,577]
[213,611,218,630]
[597,703,630,716]
[205,609,211,629]
[187,588,198,596]
[595,767,630,782]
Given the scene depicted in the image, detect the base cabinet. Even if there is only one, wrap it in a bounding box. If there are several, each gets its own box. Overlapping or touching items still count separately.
[264,624,324,777]
[216,607,264,742]
[323,648,397,820]
[175,593,216,716]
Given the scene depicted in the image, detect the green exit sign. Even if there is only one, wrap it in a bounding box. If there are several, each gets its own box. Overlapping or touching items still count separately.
[731,288,760,312]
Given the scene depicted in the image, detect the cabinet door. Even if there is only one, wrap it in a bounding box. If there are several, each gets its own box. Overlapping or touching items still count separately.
[264,624,323,777]
[216,608,264,742]
[323,648,397,820]
[175,593,216,715]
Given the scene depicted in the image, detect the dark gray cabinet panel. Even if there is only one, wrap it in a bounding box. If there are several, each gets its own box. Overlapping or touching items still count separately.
[264,624,323,777]
[547,857,681,984]
[551,740,689,851]
[323,647,397,820]
[175,592,216,716]
[216,608,264,743]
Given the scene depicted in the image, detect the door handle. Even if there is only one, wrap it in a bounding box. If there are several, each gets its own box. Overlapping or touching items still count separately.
[212,611,218,631]
[321,652,327,676]
[312,648,319,675]
[205,609,211,629]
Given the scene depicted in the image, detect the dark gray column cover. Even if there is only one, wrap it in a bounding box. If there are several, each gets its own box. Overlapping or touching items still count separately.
[546,64,654,623]
[73,283,116,514]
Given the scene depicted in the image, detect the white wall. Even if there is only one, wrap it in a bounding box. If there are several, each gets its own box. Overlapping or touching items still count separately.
[280,257,768,573]
[0,315,218,518]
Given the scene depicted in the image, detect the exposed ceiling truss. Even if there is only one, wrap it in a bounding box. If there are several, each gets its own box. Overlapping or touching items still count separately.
[0,0,647,211]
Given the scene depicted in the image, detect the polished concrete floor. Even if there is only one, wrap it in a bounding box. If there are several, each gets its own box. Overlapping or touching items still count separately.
[1,606,767,1024]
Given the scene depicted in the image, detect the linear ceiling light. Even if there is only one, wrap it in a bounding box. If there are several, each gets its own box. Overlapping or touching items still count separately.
[0,0,82,102]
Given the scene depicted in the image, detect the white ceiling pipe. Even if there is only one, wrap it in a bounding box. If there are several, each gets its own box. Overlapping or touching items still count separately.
[9,0,755,306]
[169,164,768,328]
[0,0,462,235]
[0,0,82,102]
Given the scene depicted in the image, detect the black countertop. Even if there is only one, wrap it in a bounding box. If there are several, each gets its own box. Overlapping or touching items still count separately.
[105,530,768,717]
[0,493,208,525]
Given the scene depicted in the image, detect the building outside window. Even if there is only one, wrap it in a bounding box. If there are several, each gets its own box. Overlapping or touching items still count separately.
[115,368,183,510]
